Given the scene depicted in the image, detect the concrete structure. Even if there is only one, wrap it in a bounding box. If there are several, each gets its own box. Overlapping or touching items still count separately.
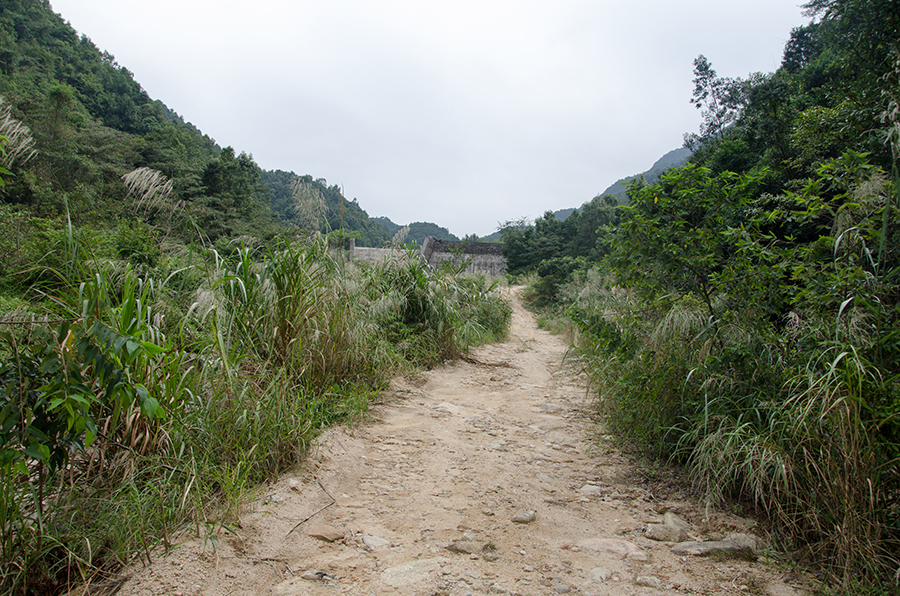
[421,238,507,277]
[343,238,507,278]
[350,245,413,266]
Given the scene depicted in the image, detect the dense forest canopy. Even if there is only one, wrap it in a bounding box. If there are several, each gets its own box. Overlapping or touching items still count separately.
[372,217,461,246]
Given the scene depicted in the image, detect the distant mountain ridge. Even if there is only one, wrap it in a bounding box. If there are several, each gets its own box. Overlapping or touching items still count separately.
[552,147,691,221]
[599,147,692,202]
[373,217,460,246]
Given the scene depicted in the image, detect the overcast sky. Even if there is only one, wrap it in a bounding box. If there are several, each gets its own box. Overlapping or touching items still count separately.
[50,0,809,237]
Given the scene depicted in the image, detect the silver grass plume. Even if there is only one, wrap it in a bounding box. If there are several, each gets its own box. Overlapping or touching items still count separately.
[122,166,177,219]
[0,96,37,169]
[877,50,900,273]
[290,177,327,230]
[392,225,410,245]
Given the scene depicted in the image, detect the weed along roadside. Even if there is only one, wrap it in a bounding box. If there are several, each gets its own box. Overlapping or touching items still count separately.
[111,288,806,596]
[0,236,511,595]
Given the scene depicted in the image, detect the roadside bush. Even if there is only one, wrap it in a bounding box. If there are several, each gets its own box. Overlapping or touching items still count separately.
[0,232,512,594]
[115,218,160,266]
[569,155,900,585]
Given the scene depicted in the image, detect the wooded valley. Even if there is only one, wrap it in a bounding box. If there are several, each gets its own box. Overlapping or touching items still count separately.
[1,0,898,593]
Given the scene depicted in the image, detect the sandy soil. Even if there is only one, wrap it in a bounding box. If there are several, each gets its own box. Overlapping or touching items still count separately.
[116,289,809,596]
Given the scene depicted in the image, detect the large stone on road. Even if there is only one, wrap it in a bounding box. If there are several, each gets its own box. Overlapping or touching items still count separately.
[576,538,650,561]
[671,533,761,556]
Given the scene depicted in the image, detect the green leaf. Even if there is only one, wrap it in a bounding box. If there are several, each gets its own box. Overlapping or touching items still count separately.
[140,340,166,355]
[125,339,141,356]
[25,443,50,462]
[141,396,160,418]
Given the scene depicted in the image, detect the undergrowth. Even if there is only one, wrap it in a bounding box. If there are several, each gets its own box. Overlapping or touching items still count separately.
[0,224,511,595]
[563,154,900,590]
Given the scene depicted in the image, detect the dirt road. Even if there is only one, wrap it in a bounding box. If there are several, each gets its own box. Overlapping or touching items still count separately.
[119,289,806,596]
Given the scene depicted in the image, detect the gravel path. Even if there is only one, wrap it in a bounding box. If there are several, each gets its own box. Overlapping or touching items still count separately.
[119,288,807,596]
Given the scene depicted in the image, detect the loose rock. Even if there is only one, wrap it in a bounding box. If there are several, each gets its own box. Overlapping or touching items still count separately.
[362,535,391,550]
[645,523,689,542]
[305,523,344,543]
[587,566,612,583]
[512,509,537,524]
[381,559,442,587]
[664,512,691,530]
[578,484,606,497]
[671,533,761,557]
[299,569,333,581]
[576,538,650,561]
[446,540,482,554]
[435,402,460,415]
[635,576,662,589]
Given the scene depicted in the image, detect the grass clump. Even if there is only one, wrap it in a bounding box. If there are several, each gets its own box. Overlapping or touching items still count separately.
[0,225,511,595]
[566,157,900,589]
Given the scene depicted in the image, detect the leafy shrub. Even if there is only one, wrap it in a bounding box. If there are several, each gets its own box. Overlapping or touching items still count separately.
[570,154,900,585]
[115,218,161,266]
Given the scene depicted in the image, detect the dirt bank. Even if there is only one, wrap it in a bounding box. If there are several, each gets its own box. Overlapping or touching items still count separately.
[117,288,808,596]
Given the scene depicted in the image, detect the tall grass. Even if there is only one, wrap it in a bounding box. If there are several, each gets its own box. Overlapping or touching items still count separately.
[0,225,511,595]
[0,97,37,170]
[566,259,899,587]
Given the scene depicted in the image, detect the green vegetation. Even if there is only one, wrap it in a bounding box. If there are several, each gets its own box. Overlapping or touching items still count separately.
[262,170,391,246]
[511,0,899,589]
[373,217,461,246]
[0,2,512,594]
[0,221,510,594]
[499,193,620,303]
[0,0,403,249]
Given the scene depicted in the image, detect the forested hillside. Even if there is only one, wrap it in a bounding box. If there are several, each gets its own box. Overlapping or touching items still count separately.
[373,216,461,246]
[599,147,692,201]
[0,2,513,594]
[513,0,899,587]
[0,0,266,241]
[0,0,397,250]
[261,170,390,246]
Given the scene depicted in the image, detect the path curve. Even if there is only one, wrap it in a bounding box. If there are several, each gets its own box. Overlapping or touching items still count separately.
[120,288,806,596]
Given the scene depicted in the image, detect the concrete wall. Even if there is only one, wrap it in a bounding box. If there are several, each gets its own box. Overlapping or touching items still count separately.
[421,238,507,277]
[344,238,507,278]
[350,246,409,266]
[340,240,418,267]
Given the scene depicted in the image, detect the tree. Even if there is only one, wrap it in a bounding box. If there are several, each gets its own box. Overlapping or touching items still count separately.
[566,194,620,260]
[200,146,260,214]
[782,23,822,73]
[802,0,900,79]
[684,55,746,149]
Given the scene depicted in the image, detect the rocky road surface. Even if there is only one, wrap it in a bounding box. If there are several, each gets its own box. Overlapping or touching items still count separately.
[119,288,807,596]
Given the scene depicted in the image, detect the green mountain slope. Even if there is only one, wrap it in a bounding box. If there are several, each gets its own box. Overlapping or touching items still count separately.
[599,147,692,201]
[260,170,390,247]
[551,147,691,222]
[0,0,393,248]
[0,0,273,241]
[373,216,460,246]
